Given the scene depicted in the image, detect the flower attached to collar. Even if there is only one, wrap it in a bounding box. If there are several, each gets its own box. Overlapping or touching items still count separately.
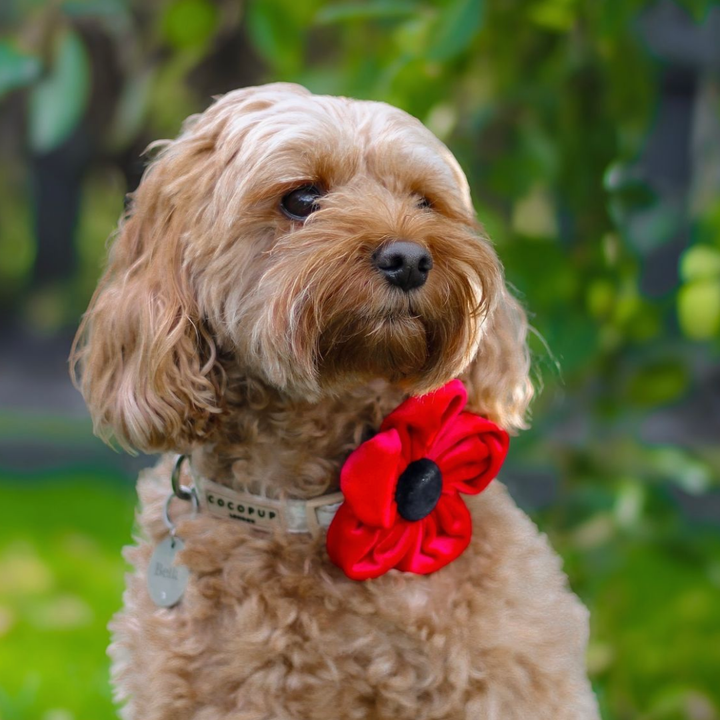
[326,379,509,581]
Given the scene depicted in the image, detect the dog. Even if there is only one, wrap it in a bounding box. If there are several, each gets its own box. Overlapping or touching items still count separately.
[72,83,599,719]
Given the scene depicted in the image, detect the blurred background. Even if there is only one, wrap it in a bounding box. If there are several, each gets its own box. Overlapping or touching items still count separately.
[1,0,719,718]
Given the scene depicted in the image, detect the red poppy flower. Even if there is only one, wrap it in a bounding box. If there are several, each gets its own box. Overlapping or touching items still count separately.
[326,379,509,581]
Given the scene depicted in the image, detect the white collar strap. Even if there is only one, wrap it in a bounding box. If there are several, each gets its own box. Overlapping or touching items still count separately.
[188,465,344,539]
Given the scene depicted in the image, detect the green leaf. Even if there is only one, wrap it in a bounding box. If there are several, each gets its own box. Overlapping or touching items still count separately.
[316,0,419,24]
[427,0,483,62]
[28,28,90,154]
[678,279,720,340]
[0,41,41,98]
[528,0,579,32]
[394,15,434,55]
[586,279,615,319]
[247,0,304,74]
[161,0,219,50]
[627,360,689,407]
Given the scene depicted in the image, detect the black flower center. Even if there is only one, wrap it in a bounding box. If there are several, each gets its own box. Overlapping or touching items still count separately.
[395,458,443,522]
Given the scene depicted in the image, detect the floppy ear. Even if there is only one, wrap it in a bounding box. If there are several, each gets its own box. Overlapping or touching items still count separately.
[71,84,318,452]
[70,141,225,453]
[460,284,534,433]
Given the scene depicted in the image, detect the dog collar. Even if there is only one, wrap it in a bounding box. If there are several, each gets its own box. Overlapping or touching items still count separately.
[169,380,509,581]
[179,457,344,539]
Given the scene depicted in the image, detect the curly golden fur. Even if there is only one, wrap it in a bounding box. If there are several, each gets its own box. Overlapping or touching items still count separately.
[71,83,598,719]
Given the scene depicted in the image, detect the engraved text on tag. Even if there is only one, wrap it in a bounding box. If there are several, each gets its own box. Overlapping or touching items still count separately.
[147,536,189,608]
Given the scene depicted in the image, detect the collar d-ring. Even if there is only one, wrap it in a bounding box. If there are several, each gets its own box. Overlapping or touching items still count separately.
[163,487,199,538]
[171,454,195,501]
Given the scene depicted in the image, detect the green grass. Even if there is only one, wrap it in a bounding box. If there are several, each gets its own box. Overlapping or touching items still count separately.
[0,473,135,720]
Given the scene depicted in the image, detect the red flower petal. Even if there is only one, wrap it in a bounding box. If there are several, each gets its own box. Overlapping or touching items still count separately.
[326,380,509,581]
[339,428,404,528]
[381,379,467,463]
[395,492,472,574]
[326,503,419,581]
[429,412,509,495]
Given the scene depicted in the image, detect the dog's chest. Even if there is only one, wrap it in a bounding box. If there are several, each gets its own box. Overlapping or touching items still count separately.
[180,536,467,706]
[113,468,599,720]
[129,499,472,716]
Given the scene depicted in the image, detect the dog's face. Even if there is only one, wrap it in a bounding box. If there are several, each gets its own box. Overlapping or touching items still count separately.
[73,84,532,452]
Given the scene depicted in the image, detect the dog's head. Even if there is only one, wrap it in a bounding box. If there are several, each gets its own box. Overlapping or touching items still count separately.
[72,83,532,452]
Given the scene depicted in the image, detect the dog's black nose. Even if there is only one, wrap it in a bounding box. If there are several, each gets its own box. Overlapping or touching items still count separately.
[373,241,433,291]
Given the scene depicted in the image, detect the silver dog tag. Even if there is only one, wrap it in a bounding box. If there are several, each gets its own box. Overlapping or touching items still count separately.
[147,536,189,608]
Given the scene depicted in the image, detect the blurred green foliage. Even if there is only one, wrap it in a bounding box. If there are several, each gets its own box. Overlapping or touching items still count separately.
[1,0,719,719]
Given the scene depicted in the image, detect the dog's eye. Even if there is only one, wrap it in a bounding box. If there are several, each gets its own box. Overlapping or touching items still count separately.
[281,186,322,220]
[417,197,433,210]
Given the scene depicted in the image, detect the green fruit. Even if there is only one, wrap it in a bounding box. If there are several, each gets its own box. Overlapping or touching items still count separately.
[680,246,720,282]
[678,280,720,340]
